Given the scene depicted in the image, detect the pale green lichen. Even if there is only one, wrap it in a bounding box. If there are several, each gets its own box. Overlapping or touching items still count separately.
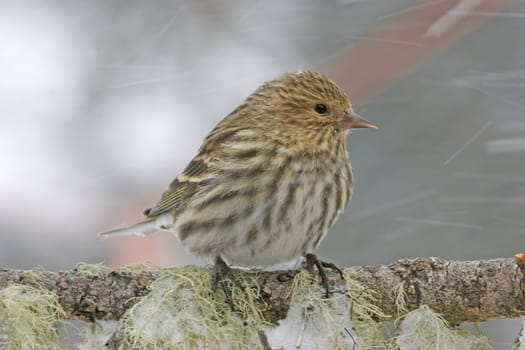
[119,265,269,350]
[343,271,389,350]
[279,272,492,350]
[114,261,159,274]
[0,284,65,350]
[73,262,111,277]
[395,305,492,350]
[391,282,408,319]
[65,263,495,350]
[18,266,44,286]
[386,282,492,350]
[0,264,502,350]
[275,269,388,350]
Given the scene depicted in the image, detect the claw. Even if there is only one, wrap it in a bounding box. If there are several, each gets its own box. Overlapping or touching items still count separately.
[304,253,344,297]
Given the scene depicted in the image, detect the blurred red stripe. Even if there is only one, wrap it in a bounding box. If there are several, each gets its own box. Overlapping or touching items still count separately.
[323,0,514,106]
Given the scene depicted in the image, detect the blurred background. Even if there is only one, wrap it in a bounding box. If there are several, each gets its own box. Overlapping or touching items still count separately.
[1,0,524,347]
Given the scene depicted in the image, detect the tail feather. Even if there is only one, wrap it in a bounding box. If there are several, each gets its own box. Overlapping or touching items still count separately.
[98,215,172,239]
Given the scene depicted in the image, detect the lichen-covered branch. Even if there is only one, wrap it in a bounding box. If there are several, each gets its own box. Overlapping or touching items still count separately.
[1,257,524,325]
[347,257,525,325]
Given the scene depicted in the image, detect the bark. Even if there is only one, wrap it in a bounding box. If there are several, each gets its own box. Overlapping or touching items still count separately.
[1,257,524,325]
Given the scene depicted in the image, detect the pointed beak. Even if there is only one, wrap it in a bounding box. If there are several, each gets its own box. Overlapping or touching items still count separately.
[339,110,378,130]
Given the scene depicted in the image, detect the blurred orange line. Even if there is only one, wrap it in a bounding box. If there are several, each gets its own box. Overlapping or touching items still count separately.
[323,0,514,106]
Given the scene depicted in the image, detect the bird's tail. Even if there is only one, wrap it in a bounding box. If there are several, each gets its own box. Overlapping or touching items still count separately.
[97,214,172,239]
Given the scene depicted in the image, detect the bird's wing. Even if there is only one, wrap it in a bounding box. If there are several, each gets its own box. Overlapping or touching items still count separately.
[144,123,255,217]
[143,157,210,217]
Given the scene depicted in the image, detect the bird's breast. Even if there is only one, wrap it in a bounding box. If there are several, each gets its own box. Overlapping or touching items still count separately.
[173,145,353,267]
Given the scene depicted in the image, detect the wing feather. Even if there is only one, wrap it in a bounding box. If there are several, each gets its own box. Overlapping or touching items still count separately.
[143,158,210,217]
[144,124,258,217]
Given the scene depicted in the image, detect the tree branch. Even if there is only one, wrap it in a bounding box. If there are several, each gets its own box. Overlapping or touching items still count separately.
[1,257,524,324]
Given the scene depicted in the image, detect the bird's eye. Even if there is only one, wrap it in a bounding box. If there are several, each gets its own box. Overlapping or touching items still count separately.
[314,103,328,114]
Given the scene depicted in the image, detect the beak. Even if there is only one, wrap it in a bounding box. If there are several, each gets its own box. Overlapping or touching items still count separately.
[339,110,378,130]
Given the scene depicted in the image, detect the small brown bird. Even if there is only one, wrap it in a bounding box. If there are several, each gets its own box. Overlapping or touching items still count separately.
[99,71,376,282]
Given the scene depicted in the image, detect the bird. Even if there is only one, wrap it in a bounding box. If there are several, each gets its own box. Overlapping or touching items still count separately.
[99,71,376,297]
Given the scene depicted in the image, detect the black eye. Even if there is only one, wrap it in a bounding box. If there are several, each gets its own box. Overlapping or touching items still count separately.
[314,103,328,114]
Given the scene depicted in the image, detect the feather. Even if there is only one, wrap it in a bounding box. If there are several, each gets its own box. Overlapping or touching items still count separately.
[97,214,172,239]
[144,157,211,217]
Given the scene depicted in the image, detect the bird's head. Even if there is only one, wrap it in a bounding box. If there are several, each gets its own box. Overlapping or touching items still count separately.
[249,71,376,143]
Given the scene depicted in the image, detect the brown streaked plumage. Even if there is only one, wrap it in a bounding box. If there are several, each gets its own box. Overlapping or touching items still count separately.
[99,71,377,268]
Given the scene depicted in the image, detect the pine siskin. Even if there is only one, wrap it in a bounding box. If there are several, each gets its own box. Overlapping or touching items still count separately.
[99,71,376,271]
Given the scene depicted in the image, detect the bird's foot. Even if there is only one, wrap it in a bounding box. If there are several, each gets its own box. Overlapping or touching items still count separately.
[212,256,245,310]
[304,253,344,298]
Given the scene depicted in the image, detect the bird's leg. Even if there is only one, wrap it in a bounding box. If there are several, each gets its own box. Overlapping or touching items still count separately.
[212,256,244,310]
[212,256,269,350]
[304,253,344,298]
